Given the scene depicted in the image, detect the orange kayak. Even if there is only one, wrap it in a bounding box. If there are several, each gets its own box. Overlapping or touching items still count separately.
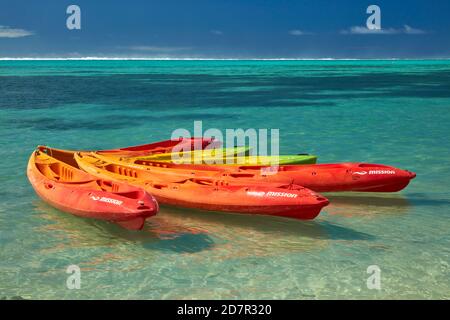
[27,146,159,230]
[74,152,329,220]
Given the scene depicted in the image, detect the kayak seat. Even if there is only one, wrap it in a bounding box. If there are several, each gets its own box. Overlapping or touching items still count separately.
[36,163,61,181]
[36,151,95,183]
[50,162,93,183]
[97,180,120,192]
[113,190,144,199]
[60,165,74,182]
[114,165,138,178]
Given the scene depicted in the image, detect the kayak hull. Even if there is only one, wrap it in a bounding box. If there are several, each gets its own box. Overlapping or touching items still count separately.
[245,163,417,193]
[157,154,318,165]
[154,196,326,220]
[75,153,329,220]
[27,147,159,230]
[142,146,250,163]
[108,156,416,193]
[98,137,215,156]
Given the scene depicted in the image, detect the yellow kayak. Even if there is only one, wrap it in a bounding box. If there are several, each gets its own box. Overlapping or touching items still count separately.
[128,147,317,165]
[136,146,250,163]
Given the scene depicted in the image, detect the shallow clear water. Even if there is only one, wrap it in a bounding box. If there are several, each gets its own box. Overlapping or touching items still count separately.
[0,60,449,299]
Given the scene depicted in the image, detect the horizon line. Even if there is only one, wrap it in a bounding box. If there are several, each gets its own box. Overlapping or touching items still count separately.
[1,57,450,61]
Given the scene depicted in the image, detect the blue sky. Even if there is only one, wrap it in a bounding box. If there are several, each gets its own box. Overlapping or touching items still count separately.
[0,0,449,58]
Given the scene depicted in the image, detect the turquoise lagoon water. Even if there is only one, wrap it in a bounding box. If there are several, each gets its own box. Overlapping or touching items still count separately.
[0,60,449,299]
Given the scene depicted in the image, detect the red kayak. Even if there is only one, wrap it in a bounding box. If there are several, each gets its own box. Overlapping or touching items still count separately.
[97,137,215,156]
[116,157,416,193]
[221,163,417,192]
[27,146,159,230]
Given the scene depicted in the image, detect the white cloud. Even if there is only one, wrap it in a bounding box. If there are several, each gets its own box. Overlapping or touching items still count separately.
[0,25,34,38]
[341,25,427,35]
[210,30,223,35]
[127,46,192,52]
[289,29,313,36]
[403,25,426,34]
[341,26,398,35]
